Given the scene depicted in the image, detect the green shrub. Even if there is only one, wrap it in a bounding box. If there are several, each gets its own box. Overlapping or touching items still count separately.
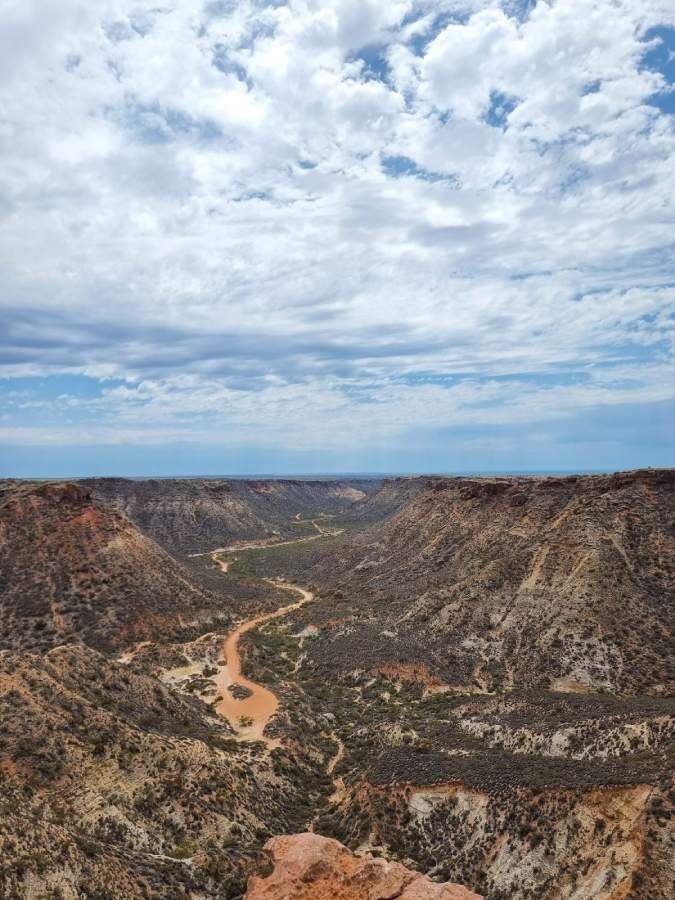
[171,838,197,859]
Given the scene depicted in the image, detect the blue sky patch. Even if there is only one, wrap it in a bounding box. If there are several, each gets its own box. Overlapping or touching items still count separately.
[642,26,675,115]
[407,12,468,56]
[0,374,121,401]
[484,91,519,128]
[581,80,602,96]
[347,44,389,82]
[382,155,456,183]
[121,102,223,144]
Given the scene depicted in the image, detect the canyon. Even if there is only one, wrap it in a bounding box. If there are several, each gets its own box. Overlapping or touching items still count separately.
[0,470,672,898]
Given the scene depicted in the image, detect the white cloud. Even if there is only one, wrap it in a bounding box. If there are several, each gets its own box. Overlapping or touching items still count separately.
[0,0,673,460]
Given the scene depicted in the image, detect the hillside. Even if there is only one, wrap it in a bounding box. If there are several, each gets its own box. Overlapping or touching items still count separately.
[0,644,330,898]
[298,469,674,695]
[0,481,221,652]
[85,478,381,554]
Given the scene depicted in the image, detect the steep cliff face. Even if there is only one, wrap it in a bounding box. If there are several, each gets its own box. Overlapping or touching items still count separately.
[86,478,380,553]
[316,779,672,900]
[245,832,481,899]
[348,475,431,522]
[306,469,674,694]
[0,481,218,651]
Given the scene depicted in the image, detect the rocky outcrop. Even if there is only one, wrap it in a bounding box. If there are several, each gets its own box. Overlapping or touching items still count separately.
[246,833,481,899]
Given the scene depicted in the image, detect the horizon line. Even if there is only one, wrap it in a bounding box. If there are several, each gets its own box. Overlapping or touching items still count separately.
[3,466,670,482]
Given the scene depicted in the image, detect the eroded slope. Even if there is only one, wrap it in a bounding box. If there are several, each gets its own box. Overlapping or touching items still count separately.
[86,477,380,554]
[302,469,674,695]
[0,645,330,898]
[0,482,219,652]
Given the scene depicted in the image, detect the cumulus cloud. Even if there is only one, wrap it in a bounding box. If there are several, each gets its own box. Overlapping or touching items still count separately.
[0,0,673,471]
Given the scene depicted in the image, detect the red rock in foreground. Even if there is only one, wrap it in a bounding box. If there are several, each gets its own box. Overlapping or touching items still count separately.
[245,832,482,899]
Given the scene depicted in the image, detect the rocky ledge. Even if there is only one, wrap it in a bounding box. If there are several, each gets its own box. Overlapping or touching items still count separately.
[245,832,481,899]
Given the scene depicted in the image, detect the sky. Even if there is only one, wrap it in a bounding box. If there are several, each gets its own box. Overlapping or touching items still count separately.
[1,0,674,477]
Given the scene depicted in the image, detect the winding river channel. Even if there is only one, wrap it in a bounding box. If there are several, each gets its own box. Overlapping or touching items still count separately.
[213,579,314,747]
[186,522,339,746]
